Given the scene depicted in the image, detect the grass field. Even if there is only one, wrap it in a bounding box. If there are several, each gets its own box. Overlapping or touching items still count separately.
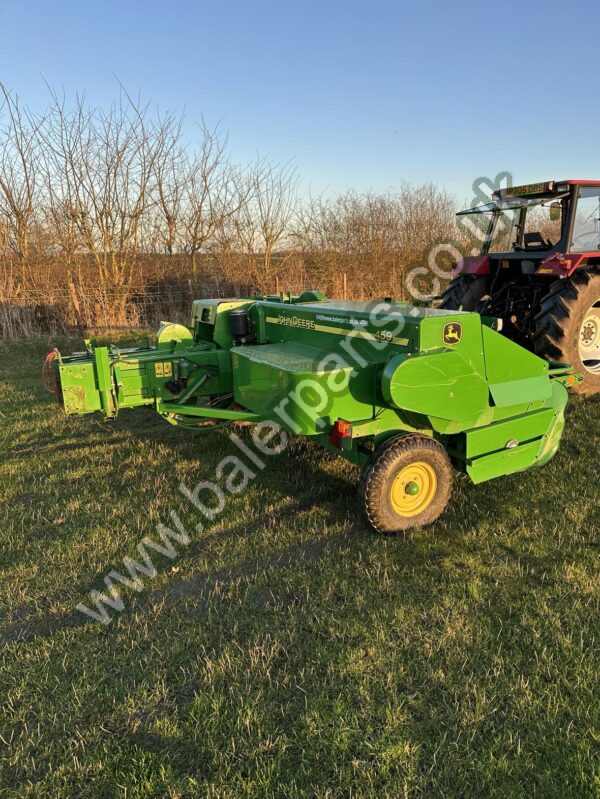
[1,336,600,798]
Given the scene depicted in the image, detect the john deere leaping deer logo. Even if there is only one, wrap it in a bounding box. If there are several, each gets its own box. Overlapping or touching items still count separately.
[443,322,462,345]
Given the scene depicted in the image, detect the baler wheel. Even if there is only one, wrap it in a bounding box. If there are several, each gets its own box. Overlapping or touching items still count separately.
[440,275,488,311]
[533,270,600,395]
[361,435,453,533]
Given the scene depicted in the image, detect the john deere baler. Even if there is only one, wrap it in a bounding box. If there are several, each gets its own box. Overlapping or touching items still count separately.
[50,291,574,532]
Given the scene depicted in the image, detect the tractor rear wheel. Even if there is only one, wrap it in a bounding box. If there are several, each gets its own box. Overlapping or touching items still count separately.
[361,435,453,533]
[534,270,600,395]
[440,275,488,311]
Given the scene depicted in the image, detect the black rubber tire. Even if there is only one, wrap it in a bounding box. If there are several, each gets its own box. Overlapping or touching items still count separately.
[533,270,600,396]
[361,434,453,534]
[440,275,488,311]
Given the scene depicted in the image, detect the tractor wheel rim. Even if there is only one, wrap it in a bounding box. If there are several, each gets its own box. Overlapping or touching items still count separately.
[390,462,437,517]
[578,302,600,374]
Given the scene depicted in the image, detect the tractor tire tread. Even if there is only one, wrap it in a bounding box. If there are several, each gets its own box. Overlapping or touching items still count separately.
[534,269,600,394]
[440,275,488,312]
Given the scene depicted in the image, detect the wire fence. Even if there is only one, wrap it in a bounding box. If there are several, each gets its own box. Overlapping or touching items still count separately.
[0,274,298,338]
[0,256,435,339]
[1,286,206,337]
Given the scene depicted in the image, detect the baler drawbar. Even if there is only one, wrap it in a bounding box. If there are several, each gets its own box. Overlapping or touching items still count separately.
[50,291,575,532]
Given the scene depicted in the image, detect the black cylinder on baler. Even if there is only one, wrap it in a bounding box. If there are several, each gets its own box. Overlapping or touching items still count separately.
[229,308,250,343]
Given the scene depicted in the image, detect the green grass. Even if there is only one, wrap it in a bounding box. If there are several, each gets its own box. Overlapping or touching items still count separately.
[1,337,600,798]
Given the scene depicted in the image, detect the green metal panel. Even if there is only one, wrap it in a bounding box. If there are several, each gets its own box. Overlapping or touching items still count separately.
[231,342,370,435]
[465,408,554,459]
[481,325,551,406]
[58,359,101,415]
[256,300,418,364]
[535,388,567,467]
[191,299,253,347]
[382,349,489,425]
[467,439,544,484]
[418,312,486,372]
[466,380,568,482]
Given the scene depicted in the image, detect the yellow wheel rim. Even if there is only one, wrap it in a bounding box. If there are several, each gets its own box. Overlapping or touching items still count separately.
[390,461,437,517]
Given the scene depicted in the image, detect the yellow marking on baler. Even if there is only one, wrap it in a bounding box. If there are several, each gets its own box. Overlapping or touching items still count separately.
[154,362,173,377]
[265,316,408,346]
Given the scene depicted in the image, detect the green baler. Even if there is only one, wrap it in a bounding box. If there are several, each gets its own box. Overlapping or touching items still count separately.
[50,292,575,532]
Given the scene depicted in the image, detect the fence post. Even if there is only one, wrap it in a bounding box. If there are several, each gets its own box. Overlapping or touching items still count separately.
[67,271,85,335]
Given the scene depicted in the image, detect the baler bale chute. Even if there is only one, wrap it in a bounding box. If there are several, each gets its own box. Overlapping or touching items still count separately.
[49,291,576,533]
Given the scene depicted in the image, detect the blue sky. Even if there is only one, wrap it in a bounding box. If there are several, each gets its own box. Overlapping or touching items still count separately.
[0,0,598,204]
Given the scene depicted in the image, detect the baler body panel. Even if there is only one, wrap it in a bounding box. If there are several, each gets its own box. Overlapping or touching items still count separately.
[192,299,254,348]
[480,325,551,406]
[382,350,490,425]
[465,381,567,483]
[232,342,369,434]
[259,300,427,358]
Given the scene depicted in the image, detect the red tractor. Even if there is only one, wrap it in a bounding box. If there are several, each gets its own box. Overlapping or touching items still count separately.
[442,179,600,394]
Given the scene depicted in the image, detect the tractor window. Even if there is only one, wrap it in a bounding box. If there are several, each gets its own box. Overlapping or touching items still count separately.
[457,210,490,253]
[571,188,600,252]
[523,204,562,248]
[488,208,520,253]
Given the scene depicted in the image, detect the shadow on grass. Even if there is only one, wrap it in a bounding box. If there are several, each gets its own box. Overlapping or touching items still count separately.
[1,462,478,645]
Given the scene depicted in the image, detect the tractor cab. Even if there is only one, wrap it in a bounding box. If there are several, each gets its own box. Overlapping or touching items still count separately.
[457,180,600,276]
[442,180,600,394]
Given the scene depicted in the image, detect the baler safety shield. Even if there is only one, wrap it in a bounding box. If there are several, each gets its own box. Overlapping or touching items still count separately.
[381,350,489,424]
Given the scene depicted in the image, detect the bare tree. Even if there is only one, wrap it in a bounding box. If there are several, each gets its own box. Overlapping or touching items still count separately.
[43,91,170,281]
[252,160,297,285]
[181,124,236,274]
[0,80,466,336]
[152,115,186,255]
[292,185,455,297]
[38,90,175,323]
[0,84,42,259]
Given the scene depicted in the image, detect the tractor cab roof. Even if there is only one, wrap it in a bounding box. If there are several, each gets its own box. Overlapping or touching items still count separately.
[561,179,600,186]
[493,179,600,199]
[458,179,600,216]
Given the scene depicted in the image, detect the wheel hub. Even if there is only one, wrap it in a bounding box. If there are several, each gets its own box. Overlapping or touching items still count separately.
[578,303,600,374]
[581,319,598,347]
[390,462,437,517]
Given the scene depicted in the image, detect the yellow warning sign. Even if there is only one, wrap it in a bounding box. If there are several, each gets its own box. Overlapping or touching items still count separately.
[154,362,173,377]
